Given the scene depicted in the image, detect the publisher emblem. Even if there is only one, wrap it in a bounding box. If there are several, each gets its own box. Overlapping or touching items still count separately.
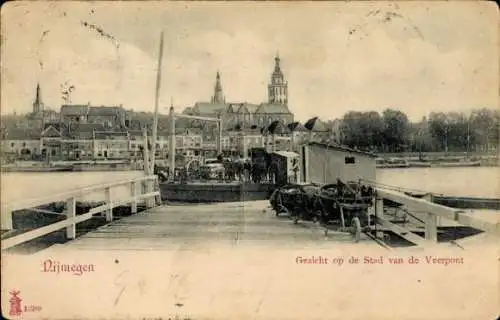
[8,290,23,317]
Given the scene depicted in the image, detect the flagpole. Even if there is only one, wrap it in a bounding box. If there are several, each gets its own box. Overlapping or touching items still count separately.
[150,31,165,173]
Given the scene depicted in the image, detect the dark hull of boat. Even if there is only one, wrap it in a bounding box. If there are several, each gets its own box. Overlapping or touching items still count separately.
[431,162,481,168]
[71,163,134,171]
[433,196,500,210]
[1,166,74,172]
[376,164,411,169]
[406,192,500,210]
[159,182,275,202]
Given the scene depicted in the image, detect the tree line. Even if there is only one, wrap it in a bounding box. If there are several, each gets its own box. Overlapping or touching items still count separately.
[339,108,499,153]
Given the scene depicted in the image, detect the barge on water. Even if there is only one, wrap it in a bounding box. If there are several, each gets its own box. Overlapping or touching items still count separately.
[1,163,73,172]
[158,142,500,212]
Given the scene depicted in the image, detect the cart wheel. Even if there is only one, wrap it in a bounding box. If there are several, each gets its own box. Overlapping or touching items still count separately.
[351,217,361,243]
[313,210,322,223]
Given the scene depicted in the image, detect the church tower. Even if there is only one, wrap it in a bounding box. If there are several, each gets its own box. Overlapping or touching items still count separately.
[268,53,288,105]
[211,71,225,104]
[32,83,43,114]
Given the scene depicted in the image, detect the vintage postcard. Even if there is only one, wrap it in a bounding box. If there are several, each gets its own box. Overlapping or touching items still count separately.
[1,1,499,319]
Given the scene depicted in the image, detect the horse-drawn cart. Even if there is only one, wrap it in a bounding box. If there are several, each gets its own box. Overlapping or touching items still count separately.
[270,183,321,223]
[317,180,376,242]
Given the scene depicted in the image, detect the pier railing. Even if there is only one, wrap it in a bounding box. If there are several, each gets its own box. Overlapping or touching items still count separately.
[1,175,160,251]
[371,186,500,247]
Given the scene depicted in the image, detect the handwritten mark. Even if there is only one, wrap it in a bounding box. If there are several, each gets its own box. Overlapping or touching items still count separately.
[114,286,126,306]
[348,6,424,40]
[80,20,120,48]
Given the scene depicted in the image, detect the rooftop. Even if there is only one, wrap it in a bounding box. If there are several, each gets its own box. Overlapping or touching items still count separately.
[307,141,378,158]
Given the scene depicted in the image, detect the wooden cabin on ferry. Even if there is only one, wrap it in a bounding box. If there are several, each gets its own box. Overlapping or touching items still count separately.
[300,141,377,184]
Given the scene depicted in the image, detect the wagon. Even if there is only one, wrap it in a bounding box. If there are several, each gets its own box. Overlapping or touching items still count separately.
[269,183,321,223]
[317,180,376,242]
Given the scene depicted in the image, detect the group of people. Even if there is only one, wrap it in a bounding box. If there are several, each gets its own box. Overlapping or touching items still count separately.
[218,156,276,183]
[155,152,299,185]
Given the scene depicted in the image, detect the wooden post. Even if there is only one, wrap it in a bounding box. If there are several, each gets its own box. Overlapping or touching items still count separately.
[169,106,176,181]
[423,193,437,241]
[1,206,13,231]
[131,181,138,214]
[143,129,151,176]
[105,186,113,222]
[241,133,248,158]
[302,145,308,183]
[216,116,223,155]
[150,31,164,174]
[375,197,384,239]
[143,130,155,208]
[66,197,76,239]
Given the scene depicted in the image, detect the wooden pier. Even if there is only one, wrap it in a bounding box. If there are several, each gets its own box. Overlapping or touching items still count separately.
[2,180,499,252]
[45,201,385,252]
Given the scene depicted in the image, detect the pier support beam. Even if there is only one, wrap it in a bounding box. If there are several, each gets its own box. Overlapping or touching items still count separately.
[375,197,384,239]
[425,212,438,242]
[423,194,438,241]
[1,206,13,231]
[105,187,113,222]
[66,197,76,239]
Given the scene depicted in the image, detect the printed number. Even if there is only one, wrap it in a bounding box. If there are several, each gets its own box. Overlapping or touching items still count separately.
[24,305,42,312]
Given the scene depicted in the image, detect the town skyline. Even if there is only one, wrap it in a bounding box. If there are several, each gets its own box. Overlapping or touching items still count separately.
[2,1,498,122]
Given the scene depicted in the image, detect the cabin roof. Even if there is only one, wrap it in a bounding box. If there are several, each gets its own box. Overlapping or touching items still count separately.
[273,151,300,158]
[307,141,378,158]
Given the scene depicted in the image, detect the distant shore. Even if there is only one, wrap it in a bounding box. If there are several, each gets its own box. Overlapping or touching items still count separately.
[1,151,498,172]
[0,160,145,172]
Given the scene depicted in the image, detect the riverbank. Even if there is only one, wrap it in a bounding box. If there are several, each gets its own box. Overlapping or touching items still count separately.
[375,154,498,169]
[1,160,144,172]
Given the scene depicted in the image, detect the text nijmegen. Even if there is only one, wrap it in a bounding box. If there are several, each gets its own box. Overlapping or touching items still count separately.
[41,259,95,276]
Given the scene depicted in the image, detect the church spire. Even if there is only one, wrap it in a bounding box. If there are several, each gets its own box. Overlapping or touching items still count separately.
[268,53,288,105]
[274,51,281,72]
[33,82,43,114]
[211,70,225,103]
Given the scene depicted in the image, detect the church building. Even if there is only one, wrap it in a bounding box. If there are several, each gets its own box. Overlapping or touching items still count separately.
[184,54,294,132]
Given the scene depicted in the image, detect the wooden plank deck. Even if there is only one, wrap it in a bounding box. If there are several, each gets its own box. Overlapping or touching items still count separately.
[43,201,500,253]
[49,201,384,252]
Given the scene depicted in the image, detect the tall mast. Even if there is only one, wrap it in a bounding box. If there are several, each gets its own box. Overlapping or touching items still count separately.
[150,31,165,173]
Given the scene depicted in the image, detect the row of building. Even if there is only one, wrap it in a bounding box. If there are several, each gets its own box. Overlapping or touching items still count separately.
[1,121,329,162]
[2,54,342,162]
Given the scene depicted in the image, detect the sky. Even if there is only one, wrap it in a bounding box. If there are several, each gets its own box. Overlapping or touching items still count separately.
[1,1,498,122]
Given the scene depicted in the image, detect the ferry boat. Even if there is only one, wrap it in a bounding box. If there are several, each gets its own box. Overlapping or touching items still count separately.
[431,160,481,168]
[1,163,73,172]
[375,157,411,168]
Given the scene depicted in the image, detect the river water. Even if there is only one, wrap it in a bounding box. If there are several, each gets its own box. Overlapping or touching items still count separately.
[1,167,498,207]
